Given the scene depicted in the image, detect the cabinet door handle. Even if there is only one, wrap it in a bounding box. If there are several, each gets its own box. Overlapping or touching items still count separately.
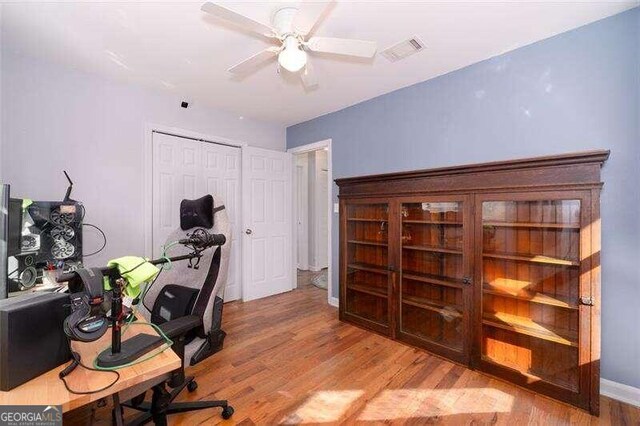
[462,277,472,285]
[579,296,594,306]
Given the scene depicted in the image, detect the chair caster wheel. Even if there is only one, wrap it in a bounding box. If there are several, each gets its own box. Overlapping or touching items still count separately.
[187,380,198,392]
[221,406,234,420]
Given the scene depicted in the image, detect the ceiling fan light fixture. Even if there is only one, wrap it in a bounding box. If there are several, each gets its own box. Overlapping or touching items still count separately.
[278,37,307,73]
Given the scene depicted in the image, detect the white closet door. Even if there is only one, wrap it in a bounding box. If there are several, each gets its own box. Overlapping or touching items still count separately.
[152,132,242,301]
[200,141,242,302]
[242,146,293,301]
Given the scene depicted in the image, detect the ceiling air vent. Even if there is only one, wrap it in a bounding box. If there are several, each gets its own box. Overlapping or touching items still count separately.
[380,36,425,62]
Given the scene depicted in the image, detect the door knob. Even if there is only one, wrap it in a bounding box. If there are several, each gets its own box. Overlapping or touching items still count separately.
[245,229,253,235]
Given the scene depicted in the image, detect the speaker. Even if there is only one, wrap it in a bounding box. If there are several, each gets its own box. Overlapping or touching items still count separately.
[0,292,71,390]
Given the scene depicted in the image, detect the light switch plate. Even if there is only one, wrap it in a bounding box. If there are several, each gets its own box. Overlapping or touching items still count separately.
[334,203,339,213]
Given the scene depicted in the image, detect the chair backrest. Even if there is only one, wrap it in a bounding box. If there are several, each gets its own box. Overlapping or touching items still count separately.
[142,196,231,334]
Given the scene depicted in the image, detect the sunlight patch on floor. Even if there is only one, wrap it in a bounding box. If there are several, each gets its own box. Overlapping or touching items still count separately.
[358,388,515,421]
[280,390,364,424]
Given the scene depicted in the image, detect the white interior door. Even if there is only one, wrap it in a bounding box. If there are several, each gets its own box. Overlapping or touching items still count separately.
[152,132,242,301]
[242,146,293,301]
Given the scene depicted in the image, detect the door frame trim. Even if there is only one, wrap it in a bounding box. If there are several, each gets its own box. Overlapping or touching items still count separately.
[287,139,335,306]
[143,123,246,295]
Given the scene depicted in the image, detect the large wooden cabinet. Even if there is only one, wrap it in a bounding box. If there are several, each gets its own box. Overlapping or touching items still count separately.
[336,151,608,414]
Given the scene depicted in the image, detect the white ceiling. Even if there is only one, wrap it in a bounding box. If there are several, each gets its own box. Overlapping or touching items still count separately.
[3,1,638,126]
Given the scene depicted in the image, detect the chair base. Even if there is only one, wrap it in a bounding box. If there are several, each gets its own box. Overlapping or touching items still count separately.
[120,376,233,426]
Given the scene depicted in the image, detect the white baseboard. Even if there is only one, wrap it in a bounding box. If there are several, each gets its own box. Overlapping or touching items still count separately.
[328,297,339,308]
[601,379,640,407]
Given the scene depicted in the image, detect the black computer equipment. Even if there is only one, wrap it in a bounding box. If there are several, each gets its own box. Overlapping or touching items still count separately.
[1,184,24,299]
[0,184,9,300]
[0,292,71,390]
[6,173,84,295]
[7,198,22,257]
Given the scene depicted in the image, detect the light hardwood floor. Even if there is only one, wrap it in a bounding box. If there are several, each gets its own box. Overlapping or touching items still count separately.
[66,278,639,425]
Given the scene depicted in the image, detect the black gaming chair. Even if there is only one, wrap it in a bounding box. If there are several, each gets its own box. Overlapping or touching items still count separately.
[122,195,234,425]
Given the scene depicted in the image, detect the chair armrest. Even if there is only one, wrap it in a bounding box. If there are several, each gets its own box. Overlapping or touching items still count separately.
[158,315,202,339]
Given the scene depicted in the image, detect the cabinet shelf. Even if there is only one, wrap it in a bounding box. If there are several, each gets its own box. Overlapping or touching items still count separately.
[402,271,463,289]
[347,217,387,222]
[347,262,388,275]
[483,251,579,267]
[347,283,387,298]
[347,239,388,247]
[403,220,463,225]
[482,312,578,347]
[402,295,462,318]
[483,284,578,309]
[403,245,462,255]
[483,221,580,230]
[480,356,579,392]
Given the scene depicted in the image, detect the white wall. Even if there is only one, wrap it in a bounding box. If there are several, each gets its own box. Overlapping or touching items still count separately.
[310,150,328,270]
[300,150,328,272]
[295,152,309,270]
[0,51,285,267]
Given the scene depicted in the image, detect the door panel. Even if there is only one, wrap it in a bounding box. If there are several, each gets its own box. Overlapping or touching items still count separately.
[152,132,242,301]
[397,197,472,363]
[242,147,293,301]
[342,201,392,333]
[200,141,242,302]
[474,191,591,408]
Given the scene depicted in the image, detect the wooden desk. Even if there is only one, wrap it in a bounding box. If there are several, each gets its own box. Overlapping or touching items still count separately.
[0,324,181,413]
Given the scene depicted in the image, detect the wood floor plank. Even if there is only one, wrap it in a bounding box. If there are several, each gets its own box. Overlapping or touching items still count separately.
[63,273,640,425]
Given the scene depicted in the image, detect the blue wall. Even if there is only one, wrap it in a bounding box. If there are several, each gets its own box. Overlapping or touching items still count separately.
[287,8,640,388]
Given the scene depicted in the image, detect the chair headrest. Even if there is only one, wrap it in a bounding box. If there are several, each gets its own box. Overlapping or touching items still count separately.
[180,195,214,230]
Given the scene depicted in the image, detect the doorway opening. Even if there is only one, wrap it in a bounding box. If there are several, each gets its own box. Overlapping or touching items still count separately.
[289,140,334,305]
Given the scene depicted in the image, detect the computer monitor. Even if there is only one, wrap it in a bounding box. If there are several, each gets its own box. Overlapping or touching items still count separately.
[1,184,24,299]
[0,185,7,300]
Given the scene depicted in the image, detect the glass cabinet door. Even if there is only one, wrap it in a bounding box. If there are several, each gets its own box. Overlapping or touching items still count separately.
[398,199,469,361]
[479,196,584,394]
[343,203,390,327]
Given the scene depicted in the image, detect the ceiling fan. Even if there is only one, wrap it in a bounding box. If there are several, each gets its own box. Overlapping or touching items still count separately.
[201,1,377,89]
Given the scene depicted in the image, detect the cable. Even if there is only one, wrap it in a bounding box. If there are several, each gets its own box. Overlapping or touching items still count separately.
[59,343,120,395]
[83,223,107,257]
[92,318,174,372]
[118,259,148,276]
[140,240,180,312]
[141,268,163,313]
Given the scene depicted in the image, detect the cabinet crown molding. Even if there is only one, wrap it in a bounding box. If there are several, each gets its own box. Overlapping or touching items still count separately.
[335,150,610,187]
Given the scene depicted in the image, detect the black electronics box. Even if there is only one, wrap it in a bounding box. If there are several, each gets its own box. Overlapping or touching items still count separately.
[0,292,71,390]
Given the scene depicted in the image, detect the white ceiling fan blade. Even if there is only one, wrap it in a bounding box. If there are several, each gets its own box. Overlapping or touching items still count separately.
[301,61,319,90]
[307,37,377,58]
[293,1,334,36]
[228,47,279,75]
[201,2,278,38]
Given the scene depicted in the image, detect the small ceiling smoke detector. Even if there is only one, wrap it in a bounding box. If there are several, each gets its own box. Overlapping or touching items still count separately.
[380,36,425,62]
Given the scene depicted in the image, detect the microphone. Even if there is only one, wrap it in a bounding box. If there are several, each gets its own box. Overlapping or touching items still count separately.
[178,231,226,248]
